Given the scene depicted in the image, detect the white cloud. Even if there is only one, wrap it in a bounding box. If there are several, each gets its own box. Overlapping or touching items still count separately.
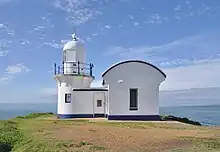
[43,42,61,49]
[5,63,30,75]
[160,87,220,106]
[174,2,216,20]
[91,33,98,36]
[197,4,212,17]
[41,14,55,28]
[60,39,70,45]
[104,25,111,29]
[0,0,16,2]
[145,14,168,24]
[0,49,8,56]
[40,40,62,49]
[161,59,220,91]
[185,1,190,5]
[174,5,181,11]
[0,75,14,83]
[0,39,13,56]
[0,0,18,5]
[0,24,5,28]
[53,0,103,25]
[33,25,45,31]
[40,36,86,49]
[31,14,55,34]
[19,39,30,45]
[105,32,220,68]
[0,23,15,36]
[103,32,220,92]
[134,22,139,26]
[85,37,92,42]
[0,63,30,84]
[128,15,134,20]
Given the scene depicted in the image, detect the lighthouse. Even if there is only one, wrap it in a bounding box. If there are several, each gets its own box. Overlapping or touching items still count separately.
[52,33,166,120]
[53,33,95,119]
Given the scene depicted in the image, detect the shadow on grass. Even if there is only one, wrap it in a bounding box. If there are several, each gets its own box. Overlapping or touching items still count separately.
[0,141,12,152]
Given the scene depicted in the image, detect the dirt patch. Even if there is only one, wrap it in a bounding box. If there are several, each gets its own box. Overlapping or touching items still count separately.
[43,123,196,151]
[19,118,220,152]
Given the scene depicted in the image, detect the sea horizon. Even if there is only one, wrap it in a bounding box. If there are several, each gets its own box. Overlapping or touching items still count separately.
[0,103,220,126]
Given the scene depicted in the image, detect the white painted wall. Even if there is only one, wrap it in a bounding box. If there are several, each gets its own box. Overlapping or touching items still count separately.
[102,61,166,116]
[57,82,74,115]
[63,40,85,64]
[63,41,86,74]
[54,75,94,89]
[71,91,94,114]
[93,92,105,114]
[57,83,108,115]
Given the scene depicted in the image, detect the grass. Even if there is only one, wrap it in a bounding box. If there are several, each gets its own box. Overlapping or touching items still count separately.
[0,120,23,152]
[15,112,54,119]
[181,136,220,149]
[167,137,220,152]
[0,112,220,152]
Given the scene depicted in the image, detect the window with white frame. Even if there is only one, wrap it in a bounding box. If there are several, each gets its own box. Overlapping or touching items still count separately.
[129,88,138,110]
[97,100,102,107]
[65,93,72,103]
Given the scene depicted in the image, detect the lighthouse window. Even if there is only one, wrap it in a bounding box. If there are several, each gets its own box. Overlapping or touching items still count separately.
[65,93,72,103]
[129,88,138,110]
[97,100,102,107]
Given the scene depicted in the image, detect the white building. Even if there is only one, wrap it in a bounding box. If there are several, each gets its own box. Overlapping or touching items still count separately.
[53,34,166,120]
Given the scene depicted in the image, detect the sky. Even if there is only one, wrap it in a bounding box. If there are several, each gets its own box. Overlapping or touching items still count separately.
[0,0,220,106]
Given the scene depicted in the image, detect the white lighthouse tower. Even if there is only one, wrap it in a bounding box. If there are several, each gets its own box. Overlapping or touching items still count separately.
[53,33,95,119]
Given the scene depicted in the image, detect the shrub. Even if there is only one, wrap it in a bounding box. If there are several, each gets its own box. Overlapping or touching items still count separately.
[160,115,202,126]
[16,112,54,119]
[0,121,23,151]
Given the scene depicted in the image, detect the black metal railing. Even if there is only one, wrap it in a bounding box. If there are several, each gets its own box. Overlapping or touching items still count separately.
[54,61,94,77]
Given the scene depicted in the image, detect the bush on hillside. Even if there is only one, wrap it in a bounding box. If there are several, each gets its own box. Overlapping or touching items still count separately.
[16,112,54,119]
[161,115,202,126]
[0,121,23,152]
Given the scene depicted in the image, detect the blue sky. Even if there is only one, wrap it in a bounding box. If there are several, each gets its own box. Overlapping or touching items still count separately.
[1,0,220,106]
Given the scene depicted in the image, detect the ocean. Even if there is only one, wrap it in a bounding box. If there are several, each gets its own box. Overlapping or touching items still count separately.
[0,103,219,126]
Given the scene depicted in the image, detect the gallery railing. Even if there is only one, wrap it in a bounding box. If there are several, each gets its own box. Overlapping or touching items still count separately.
[54,61,94,77]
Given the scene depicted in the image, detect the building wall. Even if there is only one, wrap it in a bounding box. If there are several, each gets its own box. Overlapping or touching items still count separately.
[54,75,94,89]
[102,61,166,120]
[57,84,108,118]
[63,44,85,63]
[57,82,74,116]
[93,92,106,114]
[107,84,159,115]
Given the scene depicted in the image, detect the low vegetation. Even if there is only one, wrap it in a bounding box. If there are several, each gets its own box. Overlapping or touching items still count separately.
[160,115,202,126]
[0,113,219,152]
[15,112,54,119]
[0,120,23,152]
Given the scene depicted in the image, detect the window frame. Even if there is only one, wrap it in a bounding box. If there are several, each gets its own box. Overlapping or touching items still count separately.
[97,100,102,107]
[129,88,138,111]
[65,93,72,103]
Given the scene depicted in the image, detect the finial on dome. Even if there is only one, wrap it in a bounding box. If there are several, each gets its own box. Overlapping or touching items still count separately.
[72,33,77,41]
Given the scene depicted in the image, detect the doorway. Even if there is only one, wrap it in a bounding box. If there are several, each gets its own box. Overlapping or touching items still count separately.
[93,92,105,117]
